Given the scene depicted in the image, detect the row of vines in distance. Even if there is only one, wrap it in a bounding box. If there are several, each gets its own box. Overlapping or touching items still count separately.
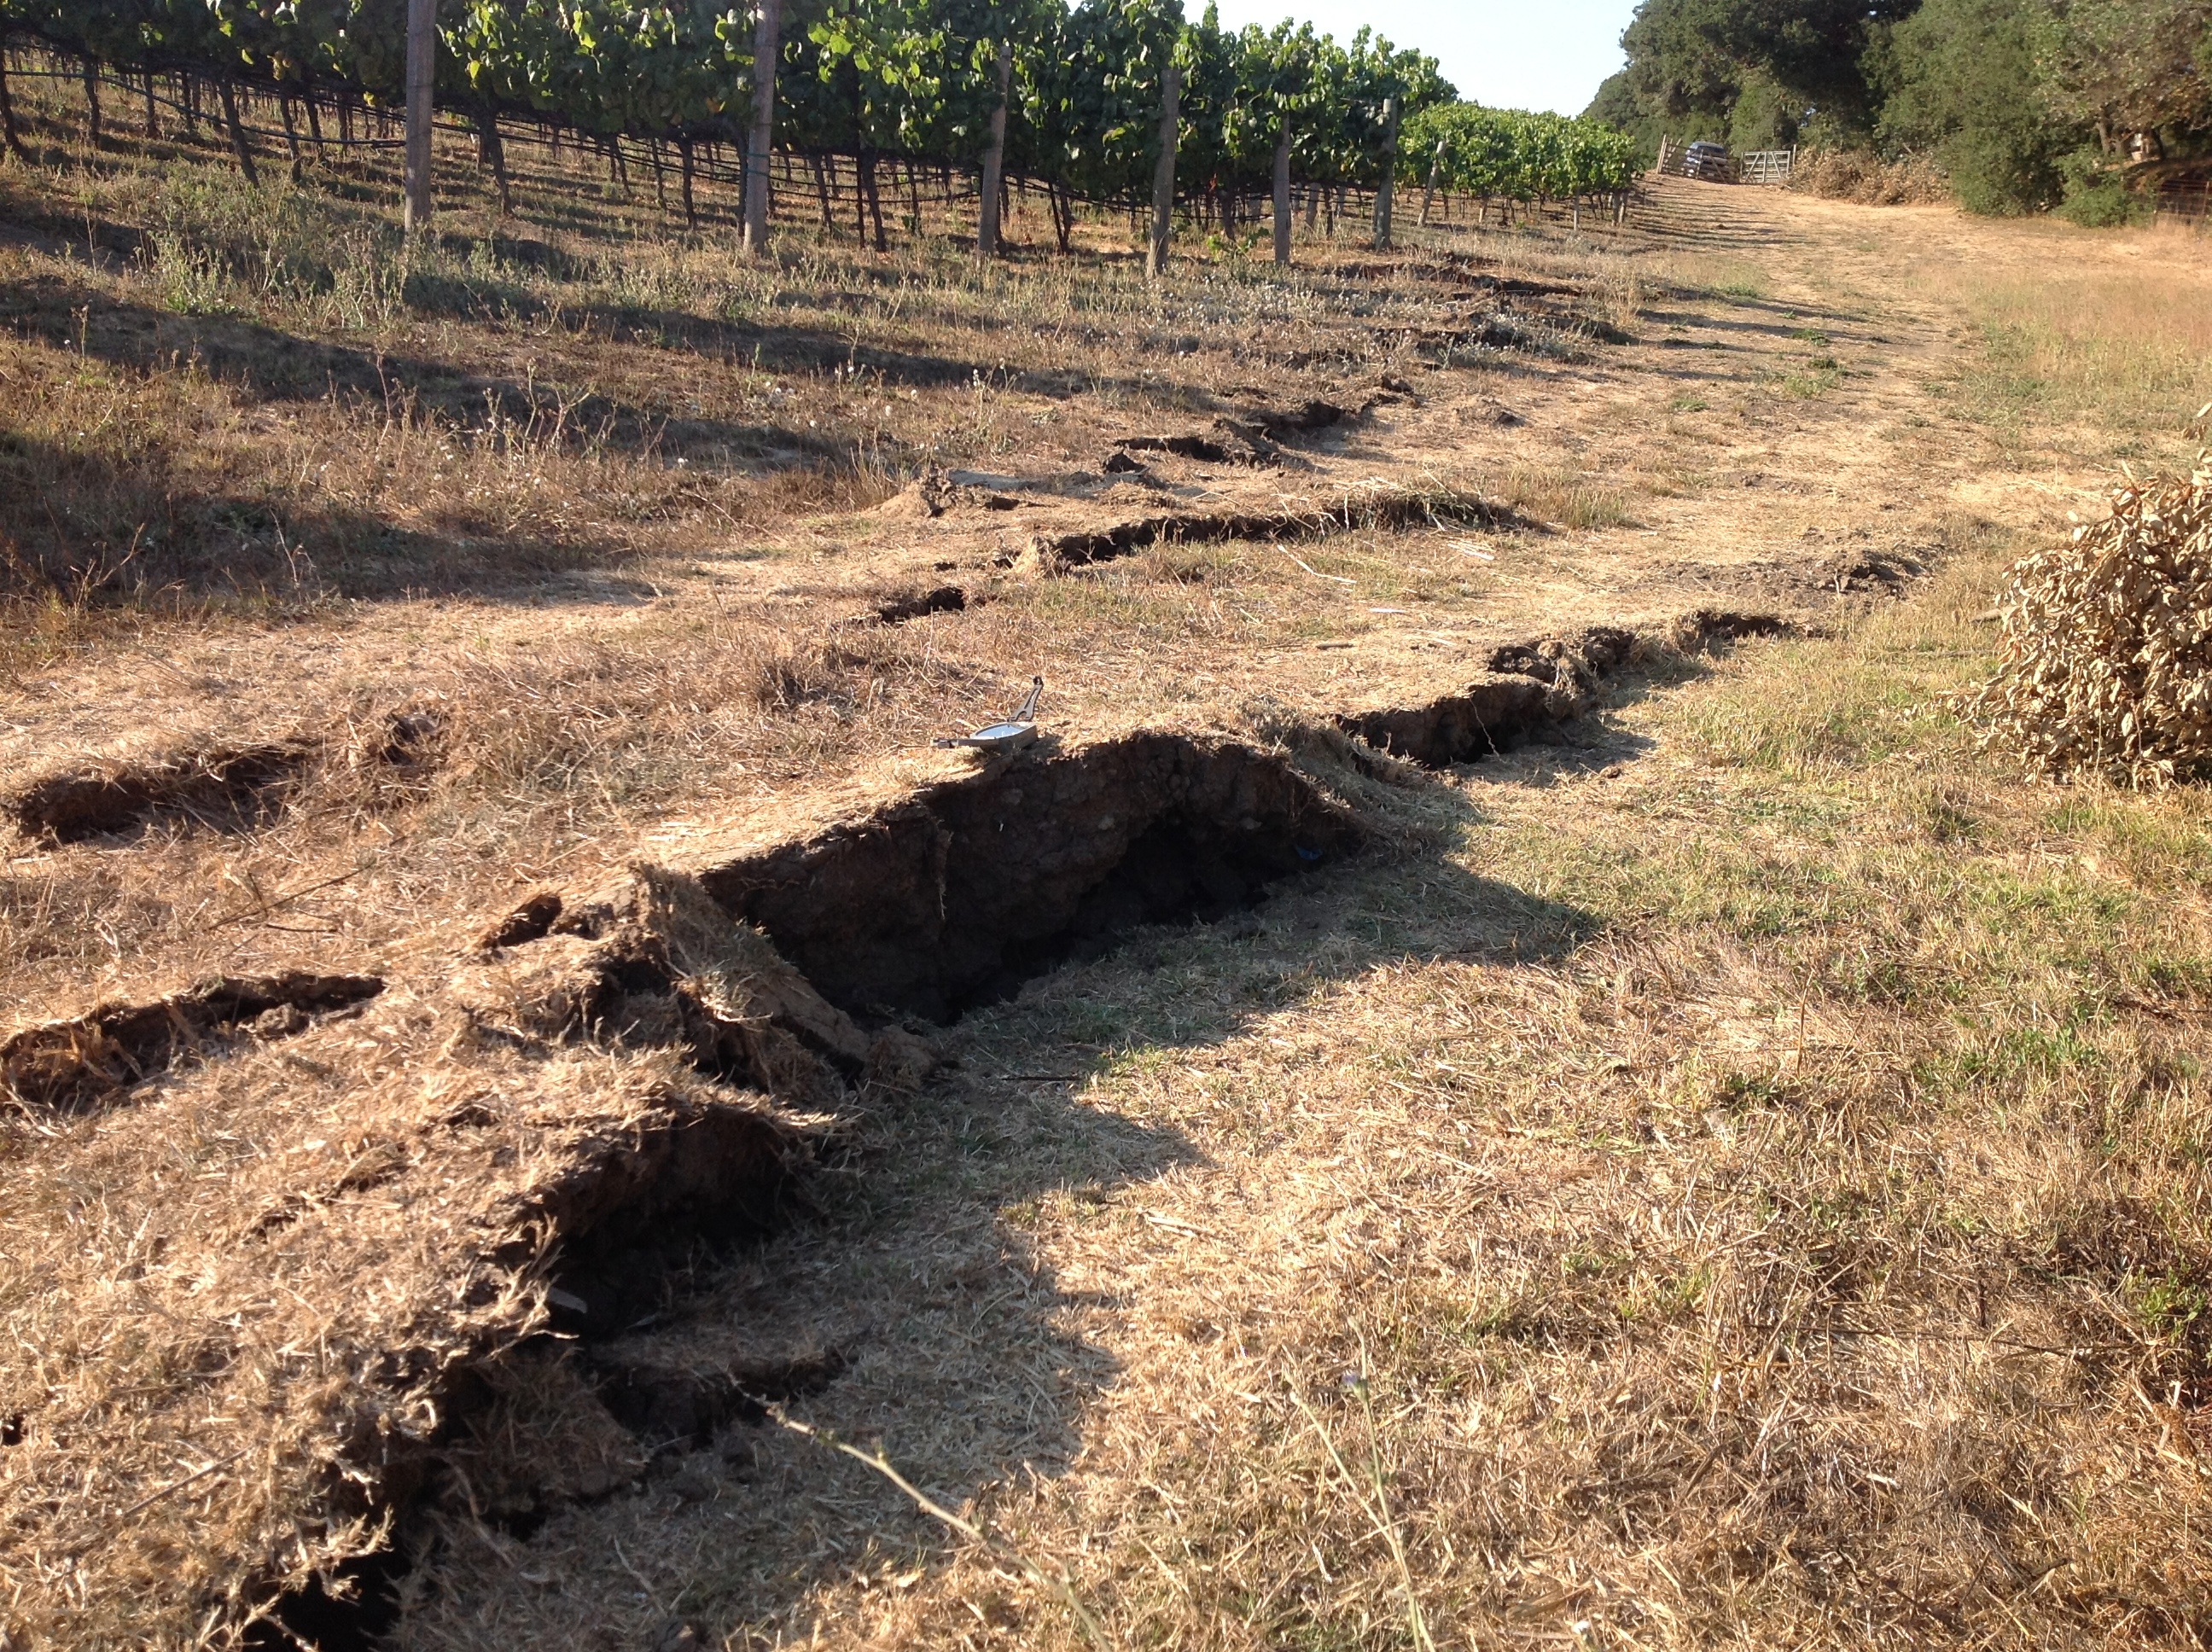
[1403,102,1641,209]
[0,1,1639,231]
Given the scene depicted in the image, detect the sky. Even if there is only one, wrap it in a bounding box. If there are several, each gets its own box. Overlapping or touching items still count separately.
[1203,0,1642,117]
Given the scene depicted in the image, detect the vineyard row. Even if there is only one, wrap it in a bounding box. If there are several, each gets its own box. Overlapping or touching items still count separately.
[0,3,1642,255]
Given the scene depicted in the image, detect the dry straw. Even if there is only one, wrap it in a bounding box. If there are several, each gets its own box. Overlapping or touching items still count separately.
[1967,445,2212,786]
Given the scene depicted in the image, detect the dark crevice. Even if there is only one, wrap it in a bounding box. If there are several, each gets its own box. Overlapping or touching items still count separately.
[1016,490,1534,571]
[1336,676,1563,767]
[590,1347,847,1448]
[174,660,1679,1643]
[870,584,967,624]
[696,732,1365,1022]
[1336,626,1641,769]
[248,1086,810,1644]
[9,740,317,843]
[1113,432,1249,464]
[7,707,448,845]
[533,1103,811,1341]
[954,815,1310,1015]
[2,973,386,1112]
[241,1549,408,1652]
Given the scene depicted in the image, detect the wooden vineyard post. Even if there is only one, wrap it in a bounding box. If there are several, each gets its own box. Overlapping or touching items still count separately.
[1146,62,1180,280]
[1418,134,1445,224]
[742,0,782,253]
[977,37,1011,258]
[1272,118,1292,266]
[403,0,435,231]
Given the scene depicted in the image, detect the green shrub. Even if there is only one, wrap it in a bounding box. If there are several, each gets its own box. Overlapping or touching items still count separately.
[2055,148,2151,228]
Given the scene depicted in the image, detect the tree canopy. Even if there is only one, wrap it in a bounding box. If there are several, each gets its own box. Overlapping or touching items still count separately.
[1589,0,2212,215]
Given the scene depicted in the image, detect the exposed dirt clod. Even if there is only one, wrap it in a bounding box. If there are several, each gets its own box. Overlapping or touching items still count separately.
[1666,608,1798,649]
[461,865,934,1112]
[479,890,566,952]
[1108,400,1359,470]
[366,704,451,771]
[1454,398,1527,428]
[1652,549,1928,611]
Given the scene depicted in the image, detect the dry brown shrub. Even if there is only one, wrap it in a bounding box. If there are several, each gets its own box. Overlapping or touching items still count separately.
[1965,459,2212,785]
[1791,149,1953,207]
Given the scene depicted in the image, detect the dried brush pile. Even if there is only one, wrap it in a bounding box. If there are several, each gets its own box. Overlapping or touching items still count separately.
[1790,148,1953,206]
[1966,460,2212,785]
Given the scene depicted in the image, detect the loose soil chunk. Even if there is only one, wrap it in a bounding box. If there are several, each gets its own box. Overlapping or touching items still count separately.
[1,1024,812,1649]
[1668,608,1796,649]
[457,864,933,1107]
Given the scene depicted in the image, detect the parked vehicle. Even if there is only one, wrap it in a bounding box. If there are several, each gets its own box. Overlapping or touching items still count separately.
[1683,141,1733,180]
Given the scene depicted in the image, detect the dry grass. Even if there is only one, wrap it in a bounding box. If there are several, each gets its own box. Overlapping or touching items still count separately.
[0,67,1547,613]
[1946,261,2212,458]
[1790,149,1953,208]
[385,548,2212,1652]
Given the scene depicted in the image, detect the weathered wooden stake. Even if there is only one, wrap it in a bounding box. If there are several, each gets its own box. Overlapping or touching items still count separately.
[1272,120,1292,266]
[0,45,29,164]
[1419,135,1445,224]
[1371,94,1399,248]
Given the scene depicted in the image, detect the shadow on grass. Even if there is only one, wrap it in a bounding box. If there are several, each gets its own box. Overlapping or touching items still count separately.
[0,425,629,601]
[0,274,1215,464]
[388,768,1601,1645]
